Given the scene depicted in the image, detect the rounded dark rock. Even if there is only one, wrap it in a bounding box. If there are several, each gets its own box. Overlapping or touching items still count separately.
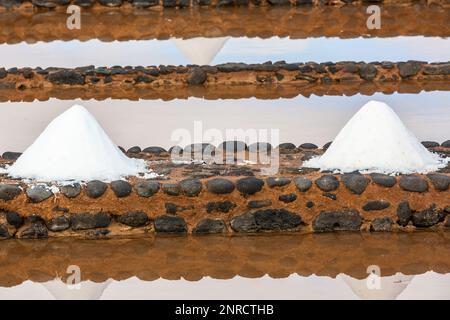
[313,209,363,232]
[46,216,70,232]
[247,199,272,209]
[363,200,391,211]
[111,180,132,197]
[187,67,207,85]
[299,143,318,150]
[60,183,81,198]
[18,222,48,239]
[135,180,159,197]
[421,141,440,148]
[315,175,339,192]
[127,146,141,154]
[396,201,412,226]
[293,176,312,192]
[179,178,202,197]
[248,142,272,153]
[206,200,236,213]
[142,146,167,155]
[162,183,180,196]
[370,173,396,187]
[322,141,332,150]
[47,69,85,85]
[359,63,378,80]
[412,205,445,228]
[99,0,123,6]
[118,211,148,227]
[86,180,108,198]
[341,173,369,195]
[218,141,247,152]
[154,215,187,233]
[399,175,428,193]
[236,177,264,195]
[306,201,314,208]
[279,193,297,203]
[398,61,423,78]
[71,212,111,230]
[26,185,53,203]
[266,177,291,188]
[206,178,235,194]
[2,151,22,161]
[370,217,393,232]
[441,140,450,148]
[254,209,302,231]
[277,143,296,150]
[192,219,226,234]
[6,211,23,228]
[0,184,22,201]
[184,143,215,155]
[427,173,450,191]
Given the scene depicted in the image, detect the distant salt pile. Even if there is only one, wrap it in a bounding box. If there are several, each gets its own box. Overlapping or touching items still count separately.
[303,100,448,174]
[8,105,148,182]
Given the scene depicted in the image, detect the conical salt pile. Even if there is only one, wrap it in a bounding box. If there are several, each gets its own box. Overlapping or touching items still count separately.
[8,105,147,182]
[173,37,228,65]
[303,100,448,174]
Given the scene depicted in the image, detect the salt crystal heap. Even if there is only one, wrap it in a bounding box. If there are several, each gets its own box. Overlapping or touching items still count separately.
[303,100,448,174]
[8,105,147,182]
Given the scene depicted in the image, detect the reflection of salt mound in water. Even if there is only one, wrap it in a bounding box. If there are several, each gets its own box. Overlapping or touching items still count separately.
[340,273,414,300]
[303,100,448,174]
[43,279,112,300]
[173,37,228,65]
[7,105,147,182]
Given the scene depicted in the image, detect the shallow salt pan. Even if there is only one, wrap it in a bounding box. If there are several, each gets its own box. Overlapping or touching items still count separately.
[303,100,449,174]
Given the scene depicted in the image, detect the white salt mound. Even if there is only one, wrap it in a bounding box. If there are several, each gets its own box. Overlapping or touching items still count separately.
[303,100,448,174]
[8,105,148,182]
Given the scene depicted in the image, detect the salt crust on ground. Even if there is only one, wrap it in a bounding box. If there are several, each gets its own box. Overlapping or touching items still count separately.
[7,105,154,183]
[303,100,449,174]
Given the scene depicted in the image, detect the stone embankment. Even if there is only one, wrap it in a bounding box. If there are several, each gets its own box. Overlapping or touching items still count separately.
[0,140,448,239]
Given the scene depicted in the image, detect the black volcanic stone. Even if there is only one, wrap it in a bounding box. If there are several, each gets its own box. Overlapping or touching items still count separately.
[293,177,312,192]
[218,141,247,152]
[370,217,393,232]
[127,146,141,154]
[47,70,85,85]
[398,61,423,78]
[206,178,235,194]
[26,185,53,203]
[0,224,12,239]
[99,0,123,6]
[279,193,297,203]
[6,211,23,228]
[60,183,81,198]
[71,212,111,230]
[206,201,236,213]
[359,63,378,80]
[315,175,339,192]
[18,222,48,239]
[162,183,180,196]
[0,68,6,79]
[184,143,215,155]
[427,173,450,191]
[363,200,391,211]
[278,143,296,150]
[165,203,177,214]
[154,215,187,233]
[399,175,428,193]
[231,209,302,233]
[179,178,202,197]
[142,146,167,155]
[441,140,450,148]
[341,173,369,195]
[412,205,445,228]
[86,180,108,198]
[2,151,22,160]
[74,0,95,7]
[118,211,148,227]
[46,216,70,232]
[236,177,264,195]
[313,209,362,232]
[192,219,226,234]
[266,177,291,188]
[322,141,332,150]
[299,143,318,150]
[370,173,396,187]
[421,141,440,148]
[0,184,21,201]
[396,201,412,226]
[135,180,159,197]
[248,142,272,153]
[247,199,272,209]
[187,67,207,85]
[111,180,132,197]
